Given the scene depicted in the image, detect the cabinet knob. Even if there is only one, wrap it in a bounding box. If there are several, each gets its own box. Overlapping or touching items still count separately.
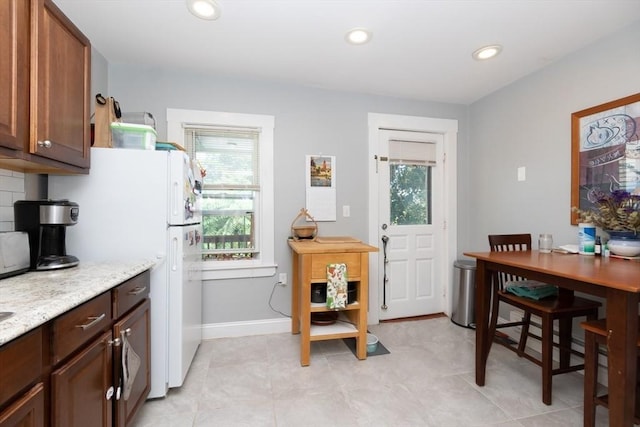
[37,139,52,148]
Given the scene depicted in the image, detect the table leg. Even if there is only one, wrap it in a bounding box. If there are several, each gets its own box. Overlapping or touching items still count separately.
[356,252,369,360]
[300,254,311,366]
[475,260,492,386]
[291,252,300,335]
[605,288,639,427]
[558,317,572,369]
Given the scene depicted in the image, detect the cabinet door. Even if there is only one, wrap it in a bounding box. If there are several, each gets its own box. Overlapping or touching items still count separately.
[0,383,44,427]
[0,0,29,150]
[30,0,90,169]
[51,330,113,427]
[114,299,150,427]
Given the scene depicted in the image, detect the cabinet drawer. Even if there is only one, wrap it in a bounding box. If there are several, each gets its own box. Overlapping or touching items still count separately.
[52,292,112,364]
[113,270,150,318]
[310,253,361,281]
[0,328,42,407]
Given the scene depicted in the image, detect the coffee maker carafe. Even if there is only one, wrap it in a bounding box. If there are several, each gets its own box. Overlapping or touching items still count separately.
[14,200,79,270]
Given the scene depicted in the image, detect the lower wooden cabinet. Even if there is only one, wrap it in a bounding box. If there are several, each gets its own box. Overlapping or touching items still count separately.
[0,328,44,427]
[114,299,150,427]
[0,383,44,427]
[0,270,151,427]
[51,330,114,427]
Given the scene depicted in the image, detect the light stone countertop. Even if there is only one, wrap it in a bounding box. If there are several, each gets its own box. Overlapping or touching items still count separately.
[0,260,156,346]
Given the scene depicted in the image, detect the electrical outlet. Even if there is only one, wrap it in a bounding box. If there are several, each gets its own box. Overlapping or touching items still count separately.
[278,273,287,285]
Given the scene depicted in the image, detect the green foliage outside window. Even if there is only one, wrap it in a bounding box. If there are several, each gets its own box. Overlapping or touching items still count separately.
[390,164,431,225]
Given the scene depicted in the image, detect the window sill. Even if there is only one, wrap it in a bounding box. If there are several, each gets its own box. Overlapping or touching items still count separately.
[202,261,277,280]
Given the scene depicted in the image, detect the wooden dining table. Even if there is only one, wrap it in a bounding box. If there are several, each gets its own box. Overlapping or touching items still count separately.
[464,250,640,426]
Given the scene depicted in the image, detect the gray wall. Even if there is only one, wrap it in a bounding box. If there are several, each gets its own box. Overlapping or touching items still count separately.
[467,21,640,253]
[78,19,639,326]
[466,21,640,321]
[106,66,469,324]
[91,47,109,113]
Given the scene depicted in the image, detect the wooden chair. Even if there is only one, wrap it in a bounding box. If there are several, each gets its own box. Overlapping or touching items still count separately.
[488,233,601,405]
[581,318,640,426]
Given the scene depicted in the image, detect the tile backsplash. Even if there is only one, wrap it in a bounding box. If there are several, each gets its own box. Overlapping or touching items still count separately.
[0,169,25,231]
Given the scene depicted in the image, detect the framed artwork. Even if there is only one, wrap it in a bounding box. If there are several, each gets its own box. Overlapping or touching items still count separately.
[571,93,640,224]
[305,155,336,221]
[307,155,334,188]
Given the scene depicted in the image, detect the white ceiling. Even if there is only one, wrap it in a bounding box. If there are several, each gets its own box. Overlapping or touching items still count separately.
[53,0,640,105]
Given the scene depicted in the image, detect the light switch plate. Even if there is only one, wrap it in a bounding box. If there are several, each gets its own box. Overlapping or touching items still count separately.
[517,166,526,181]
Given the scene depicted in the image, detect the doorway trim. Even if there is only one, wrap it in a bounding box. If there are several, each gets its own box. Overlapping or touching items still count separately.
[367,113,458,325]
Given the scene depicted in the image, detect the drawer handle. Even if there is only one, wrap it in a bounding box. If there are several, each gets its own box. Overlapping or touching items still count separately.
[75,313,106,330]
[121,328,132,337]
[127,286,147,295]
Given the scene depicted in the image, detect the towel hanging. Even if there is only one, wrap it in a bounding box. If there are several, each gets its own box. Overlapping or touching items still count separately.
[326,263,348,310]
[121,330,141,401]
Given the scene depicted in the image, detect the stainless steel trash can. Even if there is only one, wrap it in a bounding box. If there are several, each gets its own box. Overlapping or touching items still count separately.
[451,259,476,328]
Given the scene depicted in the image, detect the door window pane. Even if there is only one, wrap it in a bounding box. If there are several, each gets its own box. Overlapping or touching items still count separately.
[389,163,432,225]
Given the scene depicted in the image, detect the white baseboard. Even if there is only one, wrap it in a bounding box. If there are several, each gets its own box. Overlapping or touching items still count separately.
[202,317,291,340]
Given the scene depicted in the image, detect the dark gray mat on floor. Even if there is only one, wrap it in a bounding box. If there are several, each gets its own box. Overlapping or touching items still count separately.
[343,337,390,357]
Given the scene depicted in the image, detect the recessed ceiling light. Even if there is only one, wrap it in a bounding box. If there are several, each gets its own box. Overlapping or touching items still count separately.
[186,0,221,20]
[472,45,502,60]
[346,28,372,45]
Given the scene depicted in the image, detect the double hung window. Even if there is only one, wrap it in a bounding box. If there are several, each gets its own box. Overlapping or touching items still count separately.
[167,109,275,279]
[184,126,259,260]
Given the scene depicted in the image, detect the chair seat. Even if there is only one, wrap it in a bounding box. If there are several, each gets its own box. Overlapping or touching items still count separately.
[581,317,640,426]
[498,291,602,315]
[581,318,640,345]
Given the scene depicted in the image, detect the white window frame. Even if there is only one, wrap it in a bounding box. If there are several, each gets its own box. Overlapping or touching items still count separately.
[167,108,276,280]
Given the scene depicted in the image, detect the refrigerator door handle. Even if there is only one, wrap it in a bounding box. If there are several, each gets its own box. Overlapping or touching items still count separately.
[171,236,179,271]
[171,180,179,219]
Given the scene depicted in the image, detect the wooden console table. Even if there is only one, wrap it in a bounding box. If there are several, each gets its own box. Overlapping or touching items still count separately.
[288,238,378,366]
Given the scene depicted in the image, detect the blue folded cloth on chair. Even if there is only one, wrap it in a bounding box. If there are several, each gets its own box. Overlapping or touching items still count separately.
[505,280,558,300]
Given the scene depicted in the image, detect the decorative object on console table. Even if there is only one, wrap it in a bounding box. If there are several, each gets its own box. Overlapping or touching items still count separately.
[290,208,318,240]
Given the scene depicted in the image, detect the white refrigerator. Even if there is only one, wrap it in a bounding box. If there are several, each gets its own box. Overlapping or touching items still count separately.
[49,147,203,399]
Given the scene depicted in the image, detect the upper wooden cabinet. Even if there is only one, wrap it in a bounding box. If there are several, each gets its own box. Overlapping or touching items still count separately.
[0,0,91,174]
[0,0,29,152]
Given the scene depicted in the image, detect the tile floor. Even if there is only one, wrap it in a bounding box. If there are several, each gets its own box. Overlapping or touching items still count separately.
[131,317,613,426]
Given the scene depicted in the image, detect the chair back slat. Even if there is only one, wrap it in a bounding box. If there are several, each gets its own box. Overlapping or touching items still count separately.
[488,234,532,290]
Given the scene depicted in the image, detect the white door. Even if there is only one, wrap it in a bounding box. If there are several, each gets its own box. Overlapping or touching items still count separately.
[377,129,444,320]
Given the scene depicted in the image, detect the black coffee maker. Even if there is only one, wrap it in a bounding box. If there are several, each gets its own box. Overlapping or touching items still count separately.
[14,200,80,270]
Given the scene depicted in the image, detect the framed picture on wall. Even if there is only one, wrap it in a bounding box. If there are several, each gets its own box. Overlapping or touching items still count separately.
[305,155,337,221]
[571,92,640,224]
